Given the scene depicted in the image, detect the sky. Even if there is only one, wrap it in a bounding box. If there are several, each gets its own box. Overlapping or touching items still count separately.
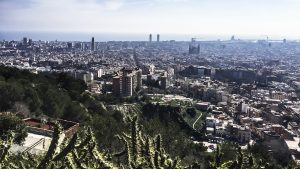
[1,0,300,38]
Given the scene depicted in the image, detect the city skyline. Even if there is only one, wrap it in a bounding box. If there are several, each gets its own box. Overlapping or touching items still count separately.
[2,1,300,166]
[1,0,300,39]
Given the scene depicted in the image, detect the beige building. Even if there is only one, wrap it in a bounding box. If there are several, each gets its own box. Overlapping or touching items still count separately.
[113,67,142,97]
[270,91,287,101]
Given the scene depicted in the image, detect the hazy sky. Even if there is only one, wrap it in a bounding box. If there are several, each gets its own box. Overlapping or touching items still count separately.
[1,0,300,37]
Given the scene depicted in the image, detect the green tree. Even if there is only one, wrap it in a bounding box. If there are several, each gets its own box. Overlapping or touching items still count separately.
[41,88,70,118]
[24,87,42,114]
[186,107,197,118]
[0,82,24,111]
[63,101,90,122]
[0,113,27,144]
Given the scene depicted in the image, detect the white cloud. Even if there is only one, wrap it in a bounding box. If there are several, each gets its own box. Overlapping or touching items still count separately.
[104,0,125,10]
[1,0,300,38]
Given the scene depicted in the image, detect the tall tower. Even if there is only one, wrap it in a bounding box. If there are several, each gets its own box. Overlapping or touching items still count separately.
[28,39,32,45]
[160,76,168,89]
[136,69,142,91]
[157,34,160,42]
[189,38,200,55]
[67,42,73,49]
[113,77,121,96]
[231,35,235,41]
[121,75,133,97]
[23,37,28,45]
[91,37,95,51]
[149,34,152,42]
[283,38,287,43]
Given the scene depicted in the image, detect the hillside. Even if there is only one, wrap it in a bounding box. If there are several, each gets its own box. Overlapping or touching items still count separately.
[0,66,299,169]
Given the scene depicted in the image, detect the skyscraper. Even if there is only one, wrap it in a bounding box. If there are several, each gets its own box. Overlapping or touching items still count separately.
[91,37,95,51]
[149,34,152,42]
[283,39,287,43]
[67,42,73,49]
[157,34,160,42]
[28,39,32,45]
[160,76,168,89]
[23,37,28,45]
[231,35,235,41]
[136,69,142,91]
[81,42,85,51]
[189,43,200,55]
[113,68,142,97]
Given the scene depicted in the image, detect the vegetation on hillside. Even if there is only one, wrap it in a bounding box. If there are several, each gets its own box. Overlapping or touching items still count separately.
[0,66,299,168]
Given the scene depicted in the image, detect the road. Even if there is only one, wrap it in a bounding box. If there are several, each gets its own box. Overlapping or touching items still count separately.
[192,112,202,129]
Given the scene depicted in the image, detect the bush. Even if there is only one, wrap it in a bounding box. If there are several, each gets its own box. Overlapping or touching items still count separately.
[0,113,27,144]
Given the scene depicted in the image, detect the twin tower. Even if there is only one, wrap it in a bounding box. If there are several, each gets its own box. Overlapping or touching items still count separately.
[149,34,160,42]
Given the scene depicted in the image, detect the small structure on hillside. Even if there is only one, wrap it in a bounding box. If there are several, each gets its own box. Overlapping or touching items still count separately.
[10,118,79,155]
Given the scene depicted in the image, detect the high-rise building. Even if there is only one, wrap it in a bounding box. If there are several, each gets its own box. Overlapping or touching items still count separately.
[189,43,200,54]
[149,64,155,74]
[147,74,152,83]
[85,72,94,83]
[149,34,152,42]
[283,39,287,43]
[189,38,200,54]
[91,37,95,51]
[67,42,73,49]
[231,35,235,41]
[113,77,121,96]
[136,69,142,91]
[160,76,168,90]
[79,72,94,83]
[28,39,32,45]
[23,37,28,45]
[157,34,160,42]
[97,68,104,78]
[121,75,133,97]
[81,42,85,51]
[113,68,142,97]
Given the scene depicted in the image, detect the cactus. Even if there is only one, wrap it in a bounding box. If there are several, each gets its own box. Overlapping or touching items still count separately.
[154,150,160,169]
[114,135,130,164]
[75,134,91,150]
[155,134,162,154]
[237,147,243,169]
[169,157,179,169]
[87,128,117,169]
[0,121,116,169]
[131,116,139,163]
[248,155,254,167]
[53,133,78,161]
[36,122,61,169]
[215,145,223,167]
[114,116,182,169]
[0,117,190,169]
[72,151,88,169]
[187,162,201,169]
[144,137,151,157]
[27,152,39,165]
[0,132,15,163]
